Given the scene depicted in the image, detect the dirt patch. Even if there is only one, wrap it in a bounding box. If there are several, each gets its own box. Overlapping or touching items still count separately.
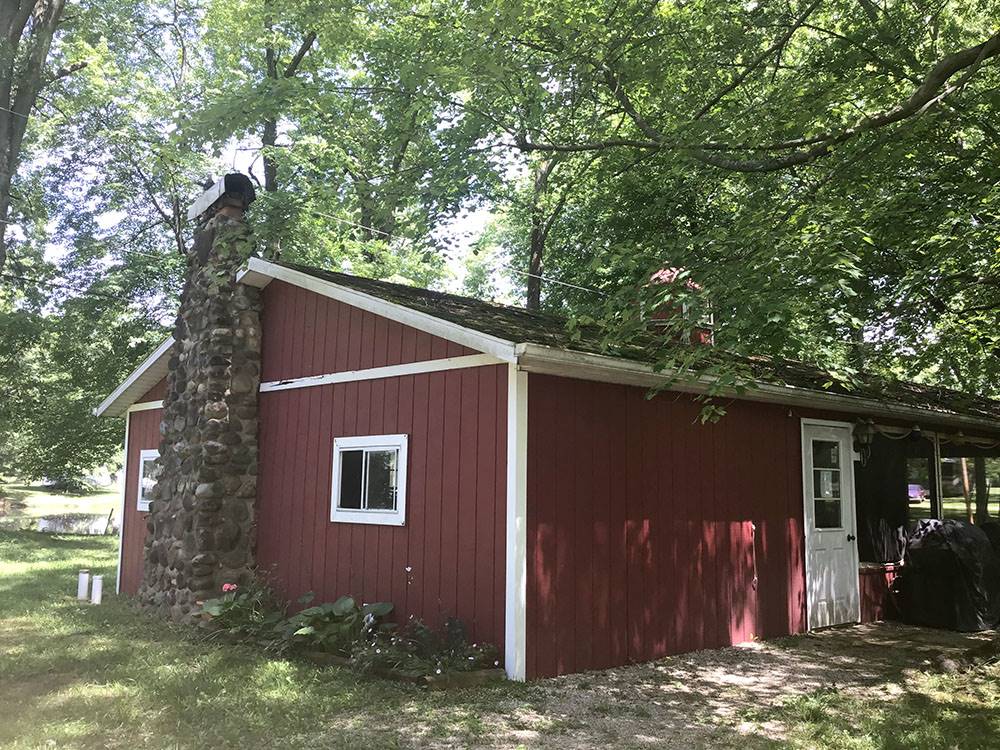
[472,622,995,749]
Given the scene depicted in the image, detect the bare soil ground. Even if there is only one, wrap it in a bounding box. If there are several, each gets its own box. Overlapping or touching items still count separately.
[474,623,995,749]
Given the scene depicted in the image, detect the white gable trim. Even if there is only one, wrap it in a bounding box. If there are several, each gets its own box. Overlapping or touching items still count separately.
[94,338,173,419]
[260,354,503,393]
[237,258,518,363]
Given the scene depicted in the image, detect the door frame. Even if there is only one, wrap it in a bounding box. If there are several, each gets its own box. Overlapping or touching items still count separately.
[800,417,861,629]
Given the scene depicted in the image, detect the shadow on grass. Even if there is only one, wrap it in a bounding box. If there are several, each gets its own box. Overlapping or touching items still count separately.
[749,670,1000,750]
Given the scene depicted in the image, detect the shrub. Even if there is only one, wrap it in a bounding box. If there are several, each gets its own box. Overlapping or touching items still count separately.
[352,616,500,677]
[199,577,287,649]
[284,594,393,656]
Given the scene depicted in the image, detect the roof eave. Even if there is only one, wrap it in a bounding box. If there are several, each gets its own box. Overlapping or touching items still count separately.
[515,343,1000,434]
[94,337,173,418]
[237,257,519,363]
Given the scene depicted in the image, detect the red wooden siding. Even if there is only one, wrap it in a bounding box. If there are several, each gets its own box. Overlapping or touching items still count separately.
[256,364,508,647]
[119,407,162,594]
[260,280,474,382]
[525,374,807,678]
[859,564,899,623]
[138,377,167,403]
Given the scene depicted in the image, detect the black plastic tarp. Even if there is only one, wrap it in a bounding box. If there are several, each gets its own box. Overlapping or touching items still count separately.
[895,520,1000,632]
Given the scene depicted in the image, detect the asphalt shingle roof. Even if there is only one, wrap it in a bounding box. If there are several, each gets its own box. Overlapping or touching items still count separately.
[278,261,1000,426]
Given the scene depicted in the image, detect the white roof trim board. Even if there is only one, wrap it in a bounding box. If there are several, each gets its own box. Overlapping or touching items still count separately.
[94,337,173,418]
[237,258,519,362]
[96,260,1000,433]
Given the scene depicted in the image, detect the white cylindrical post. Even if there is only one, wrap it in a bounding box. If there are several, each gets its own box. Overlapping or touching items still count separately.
[90,575,103,605]
[77,570,90,601]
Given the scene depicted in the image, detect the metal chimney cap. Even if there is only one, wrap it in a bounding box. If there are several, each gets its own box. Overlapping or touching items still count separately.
[187,173,257,221]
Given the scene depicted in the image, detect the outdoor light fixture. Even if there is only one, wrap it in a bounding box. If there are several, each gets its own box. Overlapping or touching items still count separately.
[854,418,876,465]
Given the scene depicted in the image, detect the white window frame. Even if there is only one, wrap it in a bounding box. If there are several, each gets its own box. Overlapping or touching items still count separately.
[330,434,408,526]
[136,449,160,512]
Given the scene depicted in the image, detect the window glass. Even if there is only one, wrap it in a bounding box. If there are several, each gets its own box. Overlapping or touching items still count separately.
[338,450,364,509]
[812,440,842,528]
[365,450,397,510]
[137,450,160,512]
[812,440,840,469]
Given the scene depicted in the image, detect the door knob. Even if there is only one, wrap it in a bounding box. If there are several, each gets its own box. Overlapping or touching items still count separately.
[847,534,856,542]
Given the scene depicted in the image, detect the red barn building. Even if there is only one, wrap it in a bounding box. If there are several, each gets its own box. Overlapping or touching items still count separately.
[97,257,1000,680]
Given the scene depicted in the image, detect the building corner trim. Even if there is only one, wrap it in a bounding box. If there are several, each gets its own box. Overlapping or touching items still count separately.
[504,363,529,680]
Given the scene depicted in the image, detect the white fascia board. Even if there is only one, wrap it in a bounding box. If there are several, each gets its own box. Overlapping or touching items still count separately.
[237,258,518,363]
[515,343,1000,433]
[260,354,503,393]
[94,338,173,419]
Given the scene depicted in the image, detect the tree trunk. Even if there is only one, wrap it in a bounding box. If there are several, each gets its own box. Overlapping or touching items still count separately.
[0,0,67,275]
[526,159,557,310]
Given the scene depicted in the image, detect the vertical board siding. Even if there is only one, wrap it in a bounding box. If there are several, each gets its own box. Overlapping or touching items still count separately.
[260,280,475,382]
[256,365,508,647]
[120,407,162,594]
[525,374,807,678]
[138,378,167,403]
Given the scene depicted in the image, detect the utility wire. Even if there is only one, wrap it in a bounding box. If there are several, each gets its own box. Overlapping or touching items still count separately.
[0,104,29,120]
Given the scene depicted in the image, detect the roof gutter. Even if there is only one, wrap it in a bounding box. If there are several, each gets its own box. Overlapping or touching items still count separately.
[514,343,1000,434]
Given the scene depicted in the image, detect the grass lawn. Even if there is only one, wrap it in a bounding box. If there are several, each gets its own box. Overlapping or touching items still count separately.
[0,481,118,530]
[1,530,999,749]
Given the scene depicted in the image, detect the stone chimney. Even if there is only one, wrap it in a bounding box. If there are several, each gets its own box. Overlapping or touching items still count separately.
[138,174,262,622]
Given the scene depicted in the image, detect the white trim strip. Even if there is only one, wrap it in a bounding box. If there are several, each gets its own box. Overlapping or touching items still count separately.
[504,363,529,681]
[94,338,173,418]
[238,258,518,362]
[260,354,502,393]
[114,410,131,594]
[517,343,1000,433]
[129,400,164,411]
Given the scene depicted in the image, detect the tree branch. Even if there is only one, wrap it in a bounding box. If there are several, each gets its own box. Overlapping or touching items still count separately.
[693,0,823,121]
[284,31,317,78]
[518,31,1000,172]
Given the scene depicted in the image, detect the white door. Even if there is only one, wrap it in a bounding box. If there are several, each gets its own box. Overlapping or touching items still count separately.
[802,421,860,629]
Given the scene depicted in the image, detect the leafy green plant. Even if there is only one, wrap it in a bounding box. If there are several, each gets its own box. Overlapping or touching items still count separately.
[284,594,393,656]
[199,577,287,649]
[352,616,500,677]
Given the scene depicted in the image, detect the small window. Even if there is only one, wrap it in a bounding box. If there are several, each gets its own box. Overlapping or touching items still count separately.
[811,439,843,528]
[331,435,408,526]
[137,449,160,512]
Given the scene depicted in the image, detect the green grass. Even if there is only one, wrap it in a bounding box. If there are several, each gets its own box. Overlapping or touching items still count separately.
[0,481,118,528]
[1,530,999,749]
[0,530,539,749]
[741,669,1000,750]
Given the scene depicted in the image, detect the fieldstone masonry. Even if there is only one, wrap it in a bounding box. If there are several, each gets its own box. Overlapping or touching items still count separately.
[138,182,261,622]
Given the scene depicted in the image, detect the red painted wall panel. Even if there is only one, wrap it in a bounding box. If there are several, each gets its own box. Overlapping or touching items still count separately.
[260,280,474,382]
[138,378,167,403]
[860,564,899,623]
[255,365,508,647]
[525,374,808,678]
[119,407,162,594]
